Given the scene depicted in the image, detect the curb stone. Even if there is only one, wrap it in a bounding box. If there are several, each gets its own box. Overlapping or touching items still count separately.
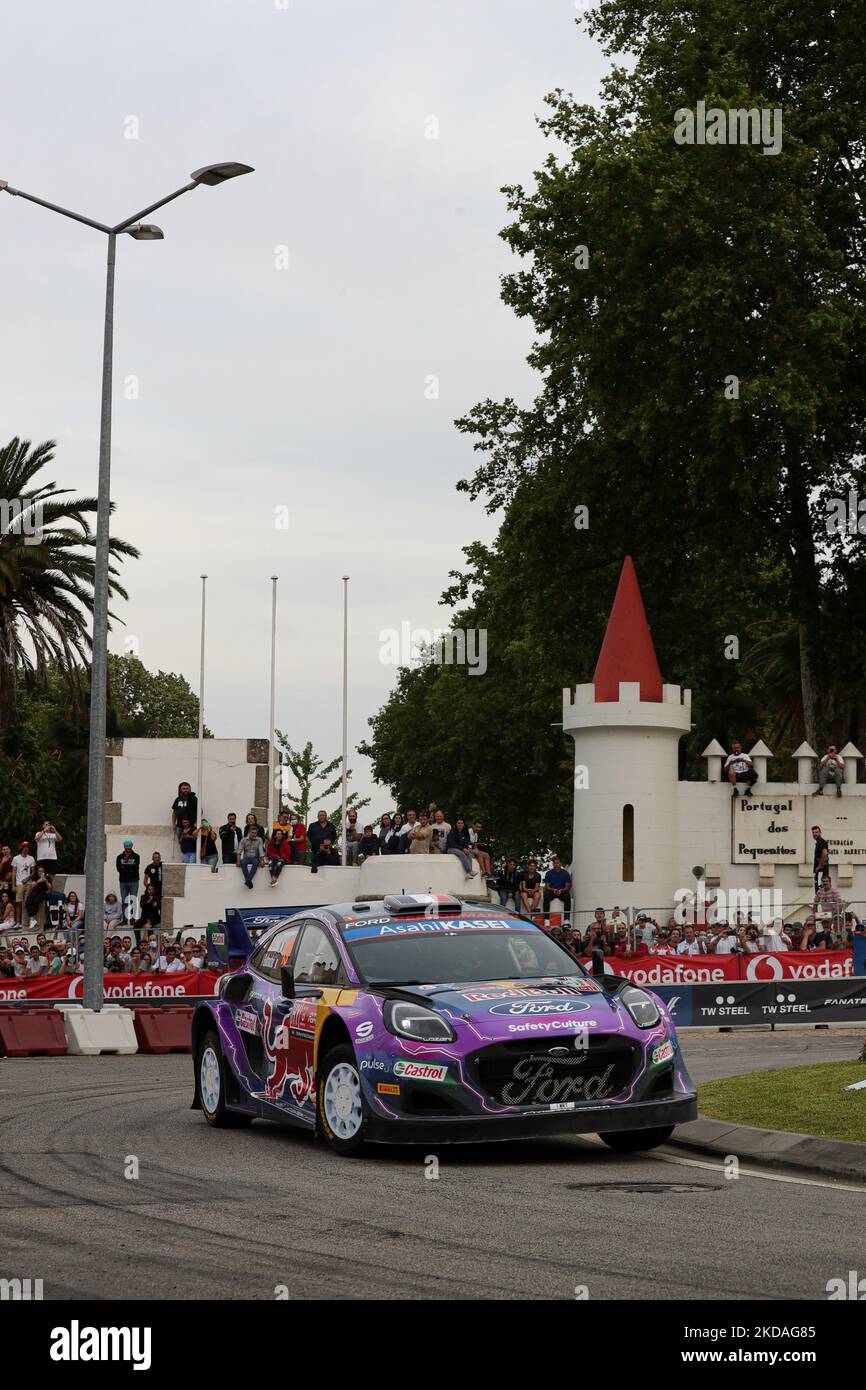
[668,1116,866,1183]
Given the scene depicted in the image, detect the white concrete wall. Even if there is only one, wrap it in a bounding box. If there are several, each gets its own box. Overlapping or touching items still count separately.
[110,738,263,826]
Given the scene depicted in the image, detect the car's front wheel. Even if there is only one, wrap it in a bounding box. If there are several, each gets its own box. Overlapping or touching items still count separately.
[599,1124,675,1153]
[197,1029,252,1128]
[317,1045,366,1156]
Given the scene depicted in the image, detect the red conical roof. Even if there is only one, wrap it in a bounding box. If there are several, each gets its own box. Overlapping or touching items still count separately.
[592,556,663,702]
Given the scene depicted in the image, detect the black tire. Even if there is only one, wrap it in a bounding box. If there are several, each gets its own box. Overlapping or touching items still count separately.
[599,1124,675,1153]
[196,1029,253,1129]
[317,1044,367,1157]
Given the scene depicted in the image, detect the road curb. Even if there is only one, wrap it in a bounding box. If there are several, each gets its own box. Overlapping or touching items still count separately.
[668,1116,866,1184]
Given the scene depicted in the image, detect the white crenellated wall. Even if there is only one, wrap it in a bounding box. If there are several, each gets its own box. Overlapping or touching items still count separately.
[109,738,265,827]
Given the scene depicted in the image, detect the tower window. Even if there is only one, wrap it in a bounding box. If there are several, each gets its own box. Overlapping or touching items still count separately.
[622,804,634,882]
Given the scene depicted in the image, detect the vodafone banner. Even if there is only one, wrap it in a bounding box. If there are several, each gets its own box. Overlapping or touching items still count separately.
[607,950,853,988]
[0,970,219,1004]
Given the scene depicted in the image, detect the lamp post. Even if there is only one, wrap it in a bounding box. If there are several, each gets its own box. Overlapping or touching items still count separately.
[268,576,278,830]
[198,575,208,826]
[340,576,349,868]
[1,163,253,1011]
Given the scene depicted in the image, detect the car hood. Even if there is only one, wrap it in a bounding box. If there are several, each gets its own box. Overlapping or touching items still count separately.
[379,975,634,1043]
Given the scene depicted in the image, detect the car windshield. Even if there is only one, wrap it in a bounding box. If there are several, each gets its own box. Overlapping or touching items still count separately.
[348,925,587,986]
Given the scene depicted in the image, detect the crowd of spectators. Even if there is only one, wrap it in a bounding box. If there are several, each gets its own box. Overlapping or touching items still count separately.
[0,929,209,980]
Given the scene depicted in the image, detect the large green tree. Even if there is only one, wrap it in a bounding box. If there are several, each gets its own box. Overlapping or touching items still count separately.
[107,653,209,738]
[364,0,865,853]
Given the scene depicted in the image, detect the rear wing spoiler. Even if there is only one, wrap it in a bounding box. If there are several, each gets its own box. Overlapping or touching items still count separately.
[207,910,254,969]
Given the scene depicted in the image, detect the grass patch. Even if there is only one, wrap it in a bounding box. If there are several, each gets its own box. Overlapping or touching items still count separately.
[698,1061,866,1143]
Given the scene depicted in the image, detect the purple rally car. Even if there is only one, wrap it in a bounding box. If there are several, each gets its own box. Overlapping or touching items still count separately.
[191,893,697,1156]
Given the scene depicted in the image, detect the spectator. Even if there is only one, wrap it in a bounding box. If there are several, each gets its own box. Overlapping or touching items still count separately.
[238,825,266,889]
[243,812,267,841]
[266,828,291,885]
[0,948,15,977]
[180,941,200,970]
[139,951,154,973]
[23,869,49,930]
[119,935,134,968]
[399,810,418,844]
[431,811,451,856]
[12,947,28,979]
[344,810,362,866]
[814,745,844,798]
[198,820,219,871]
[543,856,572,917]
[11,841,35,925]
[0,890,15,933]
[136,884,161,933]
[171,782,198,850]
[26,944,46,977]
[64,891,84,940]
[811,871,844,938]
[116,840,141,921]
[45,876,66,936]
[359,825,380,859]
[378,813,397,854]
[811,824,830,890]
[103,892,123,934]
[584,920,612,956]
[519,860,543,915]
[712,921,736,954]
[384,813,406,853]
[468,821,494,880]
[676,925,702,956]
[724,741,758,798]
[129,946,144,975]
[34,820,62,875]
[289,815,307,865]
[408,812,434,855]
[164,945,186,974]
[761,917,792,951]
[0,844,12,896]
[219,814,244,866]
[308,811,338,871]
[105,945,125,974]
[445,816,474,876]
[313,837,340,869]
[496,858,521,909]
[271,809,293,837]
[143,852,163,900]
[178,818,198,865]
[46,945,63,976]
[636,912,658,947]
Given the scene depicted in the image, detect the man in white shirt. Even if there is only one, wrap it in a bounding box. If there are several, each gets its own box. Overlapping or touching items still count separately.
[34,821,62,873]
[676,925,703,955]
[760,917,792,951]
[164,946,186,974]
[11,842,35,924]
[724,742,758,799]
[712,922,736,954]
[815,745,844,797]
[430,811,451,854]
[399,810,418,840]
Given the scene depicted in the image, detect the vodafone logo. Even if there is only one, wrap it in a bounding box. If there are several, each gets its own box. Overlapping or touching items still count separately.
[746,955,783,981]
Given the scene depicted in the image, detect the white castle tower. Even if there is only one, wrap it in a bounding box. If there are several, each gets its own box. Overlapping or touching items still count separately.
[563,556,692,910]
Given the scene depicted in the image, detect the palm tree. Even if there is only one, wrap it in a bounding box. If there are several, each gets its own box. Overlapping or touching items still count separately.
[0,436,139,721]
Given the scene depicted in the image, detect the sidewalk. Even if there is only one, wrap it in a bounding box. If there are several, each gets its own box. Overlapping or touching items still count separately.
[669,1115,866,1183]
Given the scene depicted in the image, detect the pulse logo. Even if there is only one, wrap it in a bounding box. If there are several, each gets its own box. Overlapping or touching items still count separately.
[49,1322,152,1371]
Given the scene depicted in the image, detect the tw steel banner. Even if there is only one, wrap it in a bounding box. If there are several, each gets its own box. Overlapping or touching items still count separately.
[652,977,866,1028]
[0,970,219,1003]
[607,950,853,988]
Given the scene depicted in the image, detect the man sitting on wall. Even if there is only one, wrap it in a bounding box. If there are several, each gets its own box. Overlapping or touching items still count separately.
[724,741,758,798]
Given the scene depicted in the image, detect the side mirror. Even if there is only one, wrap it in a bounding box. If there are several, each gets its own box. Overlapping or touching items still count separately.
[591,946,606,978]
[280,965,295,999]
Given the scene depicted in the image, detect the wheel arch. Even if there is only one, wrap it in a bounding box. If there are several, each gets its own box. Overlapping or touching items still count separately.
[316,1012,352,1074]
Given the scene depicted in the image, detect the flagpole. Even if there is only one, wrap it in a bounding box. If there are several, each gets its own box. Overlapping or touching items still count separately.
[340,576,349,867]
[269,576,278,831]
[197,575,207,820]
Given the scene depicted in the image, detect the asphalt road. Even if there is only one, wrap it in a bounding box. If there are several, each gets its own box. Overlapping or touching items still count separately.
[0,1028,863,1300]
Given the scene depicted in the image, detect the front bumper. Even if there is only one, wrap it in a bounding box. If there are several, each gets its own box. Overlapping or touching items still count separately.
[362,1091,697,1145]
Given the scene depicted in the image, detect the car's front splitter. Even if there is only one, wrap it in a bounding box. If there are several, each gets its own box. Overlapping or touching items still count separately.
[361,1091,697,1145]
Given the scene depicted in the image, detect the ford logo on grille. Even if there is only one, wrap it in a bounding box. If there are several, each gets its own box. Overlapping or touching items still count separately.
[488,1000,590,1017]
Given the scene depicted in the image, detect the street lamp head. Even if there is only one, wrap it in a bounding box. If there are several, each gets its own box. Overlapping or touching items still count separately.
[125,223,164,240]
[190,162,254,186]
[0,181,8,191]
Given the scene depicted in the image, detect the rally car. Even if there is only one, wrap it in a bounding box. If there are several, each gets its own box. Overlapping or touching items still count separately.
[191,894,697,1156]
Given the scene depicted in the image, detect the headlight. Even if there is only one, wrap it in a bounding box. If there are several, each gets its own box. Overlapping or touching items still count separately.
[384,999,456,1043]
[620,985,661,1029]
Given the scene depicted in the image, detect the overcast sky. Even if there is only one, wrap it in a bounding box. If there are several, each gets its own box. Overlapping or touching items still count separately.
[1,0,608,814]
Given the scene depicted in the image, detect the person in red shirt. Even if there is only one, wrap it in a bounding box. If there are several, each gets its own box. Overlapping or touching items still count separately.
[266,828,292,886]
[289,815,307,866]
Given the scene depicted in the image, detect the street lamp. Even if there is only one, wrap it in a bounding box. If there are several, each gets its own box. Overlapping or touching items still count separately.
[0,161,253,1012]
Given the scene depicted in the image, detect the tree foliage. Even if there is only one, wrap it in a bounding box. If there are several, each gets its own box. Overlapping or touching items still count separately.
[364,0,866,855]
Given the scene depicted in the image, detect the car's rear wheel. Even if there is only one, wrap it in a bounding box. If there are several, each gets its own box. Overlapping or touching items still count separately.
[197,1029,252,1128]
[599,1124,675,1153]
[317,1044,366,1156]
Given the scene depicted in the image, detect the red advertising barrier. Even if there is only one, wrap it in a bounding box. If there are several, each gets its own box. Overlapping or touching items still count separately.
[133,1006,194,1054]
[0,970,219,1004]
[0,1007,68,1056]
[607,950,854,988]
